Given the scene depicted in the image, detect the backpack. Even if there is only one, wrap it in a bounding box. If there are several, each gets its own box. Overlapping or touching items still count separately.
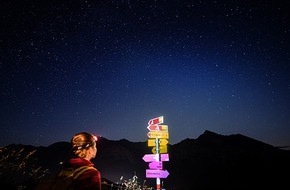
[33,166,96,190]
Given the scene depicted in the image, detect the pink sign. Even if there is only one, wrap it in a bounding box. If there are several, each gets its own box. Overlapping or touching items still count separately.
[146,169,169,178]
[149,161,163,169]
[142,154,169,162]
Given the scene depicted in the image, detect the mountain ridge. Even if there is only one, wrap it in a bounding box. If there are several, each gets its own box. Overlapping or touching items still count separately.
[1,130,289,190]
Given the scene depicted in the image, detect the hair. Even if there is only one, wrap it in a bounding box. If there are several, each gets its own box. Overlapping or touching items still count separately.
[71,132,96,158]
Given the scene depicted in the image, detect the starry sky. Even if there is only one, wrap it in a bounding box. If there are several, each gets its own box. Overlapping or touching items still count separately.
[1,0,289,147]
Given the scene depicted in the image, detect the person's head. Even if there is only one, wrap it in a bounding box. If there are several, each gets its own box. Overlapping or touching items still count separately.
[71,132,98,161]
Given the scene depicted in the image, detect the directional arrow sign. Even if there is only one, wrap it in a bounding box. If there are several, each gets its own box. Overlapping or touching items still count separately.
[147,139,157,147]
[143,154,169,162]
[160,153,169,161]
[146,169,169,178]
[147,131,169,139]
[147,125,168,132]
[159,138,169,145]
[148,138,168,147]
[152,145,167,154]
[143,154,158,162]
[148,116,164,125]
[149,161,163,169]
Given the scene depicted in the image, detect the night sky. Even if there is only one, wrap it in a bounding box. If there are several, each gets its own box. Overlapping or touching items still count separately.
[1,0,289,147]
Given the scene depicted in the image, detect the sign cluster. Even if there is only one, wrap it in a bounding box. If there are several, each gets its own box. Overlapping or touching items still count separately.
[143,116,169,189]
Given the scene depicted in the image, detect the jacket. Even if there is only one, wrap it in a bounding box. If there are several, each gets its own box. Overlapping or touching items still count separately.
[68,157,101,190]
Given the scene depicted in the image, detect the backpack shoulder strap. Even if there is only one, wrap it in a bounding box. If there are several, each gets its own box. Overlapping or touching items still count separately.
[73,166,97,180]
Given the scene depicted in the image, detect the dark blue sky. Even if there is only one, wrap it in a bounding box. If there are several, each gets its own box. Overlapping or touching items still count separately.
[1,0,289,147]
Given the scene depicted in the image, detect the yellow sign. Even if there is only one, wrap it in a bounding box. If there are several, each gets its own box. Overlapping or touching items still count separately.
[147,131,169,139]
[148,139,168,147]
[152,146,167,154]
[158,125,168,132]
[159,138,168,145]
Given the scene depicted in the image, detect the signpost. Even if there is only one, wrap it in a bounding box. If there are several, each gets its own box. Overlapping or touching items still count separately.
[144,116,170,190]
[142,153,169,162]
[149,161,163,169]
[151,146,167,154]
[148,139,168,146]
[148,116,164,125]
[147,131,169,139]
[146,169,169,178]
[147,124,168,131]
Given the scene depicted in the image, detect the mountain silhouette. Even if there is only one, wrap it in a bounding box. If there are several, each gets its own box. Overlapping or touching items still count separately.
[0,130,289,190]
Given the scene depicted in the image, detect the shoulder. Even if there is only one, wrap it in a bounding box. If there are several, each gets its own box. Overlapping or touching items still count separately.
[78,166,98,173]
[74,166,101,190]
[76,166,100,179]
[69,157,95,168]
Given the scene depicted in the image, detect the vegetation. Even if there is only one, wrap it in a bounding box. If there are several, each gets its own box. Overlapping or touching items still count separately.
[0,146,153,190]
[0,146,49,189]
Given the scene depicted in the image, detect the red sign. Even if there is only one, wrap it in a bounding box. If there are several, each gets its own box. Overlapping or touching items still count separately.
[148,116,164,125]
[147,124,168,131]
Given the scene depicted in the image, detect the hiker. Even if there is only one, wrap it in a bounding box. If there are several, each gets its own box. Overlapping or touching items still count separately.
[67,132,102,190]
[32,132,102,190]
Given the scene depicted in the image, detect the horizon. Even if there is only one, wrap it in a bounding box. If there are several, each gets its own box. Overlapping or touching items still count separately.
[2,129,289,149]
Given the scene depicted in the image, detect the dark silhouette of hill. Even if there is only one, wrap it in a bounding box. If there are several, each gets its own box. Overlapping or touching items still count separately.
[0,130,290,190]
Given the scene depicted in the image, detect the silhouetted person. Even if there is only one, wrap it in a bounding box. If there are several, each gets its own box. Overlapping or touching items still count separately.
[67,132,102,190]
